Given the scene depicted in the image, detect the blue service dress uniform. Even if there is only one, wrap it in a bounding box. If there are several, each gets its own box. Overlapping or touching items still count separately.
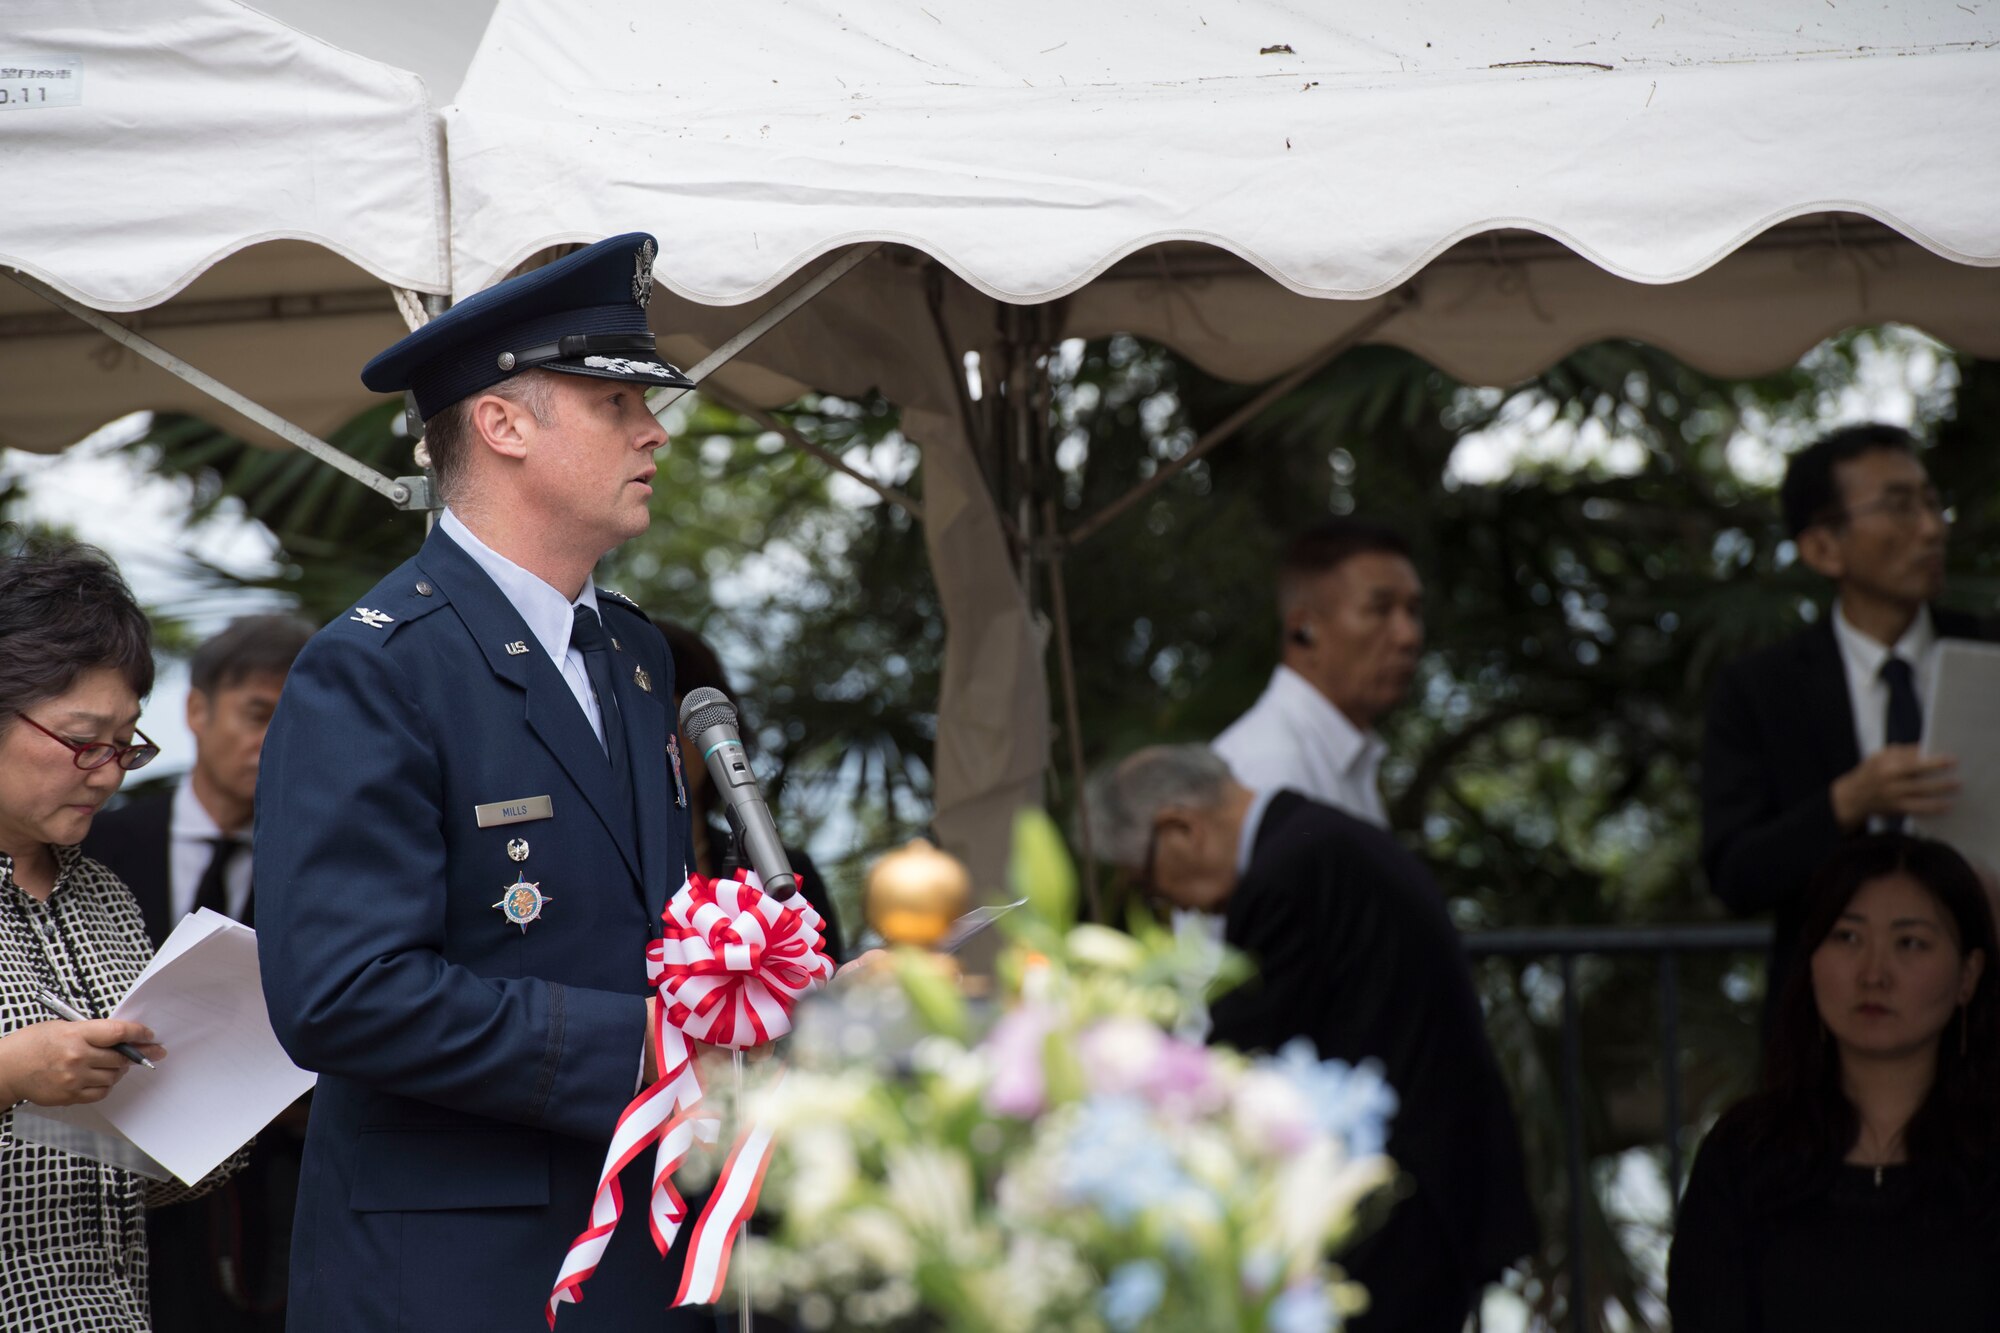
[255,524,703,1331]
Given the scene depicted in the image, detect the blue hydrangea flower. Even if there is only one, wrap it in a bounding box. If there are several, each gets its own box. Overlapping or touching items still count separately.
[1266,1280,1338,1333]
[1100,1259,1168,1331]
[1272,1039,1398,1160]
[1060,1096,1189,1223]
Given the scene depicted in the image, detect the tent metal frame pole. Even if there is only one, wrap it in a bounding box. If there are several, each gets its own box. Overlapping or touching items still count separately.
[699,385,926,522]
[1058,290,1414,550]
[4,268,435,511]
[650,244,882,418]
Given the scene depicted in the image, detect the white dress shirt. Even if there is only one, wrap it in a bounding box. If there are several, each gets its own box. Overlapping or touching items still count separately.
[169,773,254,923]
[441,508,608,746]
[1213,665,1389,826]
[1832,601,1938,760]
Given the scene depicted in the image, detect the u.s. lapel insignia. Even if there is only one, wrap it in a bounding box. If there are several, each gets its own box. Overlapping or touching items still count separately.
[633,664,652,693]
[493,873,551,931]
[350,607,394,629]
[666,735,688,809]
[504,641,530,656]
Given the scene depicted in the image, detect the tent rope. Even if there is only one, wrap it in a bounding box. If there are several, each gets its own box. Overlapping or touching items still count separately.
[391,287,431,332]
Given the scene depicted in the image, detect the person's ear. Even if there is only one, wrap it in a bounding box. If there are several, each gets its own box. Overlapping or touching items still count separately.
[186,688,212,739]
[1795,524,1846,581]
[469,392,535,464]
[1288,621,1317,648]
[1959,948,1985,1007]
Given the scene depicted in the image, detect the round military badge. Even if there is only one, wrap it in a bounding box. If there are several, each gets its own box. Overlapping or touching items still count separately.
[493,874,551,932]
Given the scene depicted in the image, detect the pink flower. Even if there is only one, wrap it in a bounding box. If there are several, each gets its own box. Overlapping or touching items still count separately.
[983,1005,1056,1118]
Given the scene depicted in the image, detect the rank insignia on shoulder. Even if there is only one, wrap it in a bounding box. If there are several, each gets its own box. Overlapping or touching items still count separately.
[350,607,394,629]
[666,734,688,809]
[494,873,551,931]
[599,588,638,609]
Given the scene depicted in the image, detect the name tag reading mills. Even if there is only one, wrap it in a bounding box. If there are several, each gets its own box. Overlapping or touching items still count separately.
[476,795,554,828]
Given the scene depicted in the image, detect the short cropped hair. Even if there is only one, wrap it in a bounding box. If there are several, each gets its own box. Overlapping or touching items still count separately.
[1277,517,1413,615]
[189,614,315,695]
[0,535,154,725]
[1779,423,1920,540]
[419,369,560,502]
[1080,744,1233,868]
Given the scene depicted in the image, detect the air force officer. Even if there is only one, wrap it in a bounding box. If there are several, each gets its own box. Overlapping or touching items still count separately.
[256,234,707,1331]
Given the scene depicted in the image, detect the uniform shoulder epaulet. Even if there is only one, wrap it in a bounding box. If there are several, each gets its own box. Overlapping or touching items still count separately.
[597,587,653,624]
[327,571,449,644]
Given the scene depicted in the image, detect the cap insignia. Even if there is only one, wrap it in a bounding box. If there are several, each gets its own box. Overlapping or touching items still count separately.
[632,238,657,308]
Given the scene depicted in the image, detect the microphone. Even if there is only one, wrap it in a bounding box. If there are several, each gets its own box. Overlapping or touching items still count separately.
[676,687,799,901]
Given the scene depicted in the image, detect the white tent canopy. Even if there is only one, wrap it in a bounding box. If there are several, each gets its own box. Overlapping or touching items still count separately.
[7,0,2000,883]
[449,2,2000,303]
[0,0,448,453]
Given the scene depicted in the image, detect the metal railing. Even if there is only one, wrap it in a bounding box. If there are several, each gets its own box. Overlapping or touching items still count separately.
[1459,922,1774,1333]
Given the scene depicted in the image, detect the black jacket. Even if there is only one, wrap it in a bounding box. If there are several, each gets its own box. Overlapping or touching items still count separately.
[80,789,175,947]
[1210,791,1536,1329]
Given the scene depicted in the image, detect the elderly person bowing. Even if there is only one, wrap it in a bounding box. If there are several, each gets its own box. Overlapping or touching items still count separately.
[0,539,179,1331]
[1083,745,1533,1333]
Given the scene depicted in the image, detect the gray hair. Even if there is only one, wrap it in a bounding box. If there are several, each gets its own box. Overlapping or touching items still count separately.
[1080,744,1233,868]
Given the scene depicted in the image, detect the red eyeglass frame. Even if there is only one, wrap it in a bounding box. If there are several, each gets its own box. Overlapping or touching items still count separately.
[15,714,161,771]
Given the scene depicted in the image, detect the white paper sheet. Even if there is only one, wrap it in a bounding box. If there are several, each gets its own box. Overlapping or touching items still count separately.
[32,909,315,1185]
[1917,640,2000,876]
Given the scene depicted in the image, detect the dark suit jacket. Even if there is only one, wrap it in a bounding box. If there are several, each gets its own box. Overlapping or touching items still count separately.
[1701,609,1993,1012]
[81,790,175,947]
[1210,792,1536,1329]
[255,525,704,1333]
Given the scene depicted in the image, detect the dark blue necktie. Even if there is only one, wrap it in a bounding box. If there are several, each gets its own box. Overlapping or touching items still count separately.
[1881,656,1921,831]
[1882,656,1922,748]
[570,604,628,776]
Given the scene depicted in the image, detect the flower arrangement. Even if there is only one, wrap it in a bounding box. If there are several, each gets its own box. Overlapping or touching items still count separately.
[730,811,1399,1332]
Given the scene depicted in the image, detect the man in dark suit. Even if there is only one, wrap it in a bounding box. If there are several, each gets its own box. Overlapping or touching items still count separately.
[1702,423,1987,1014]
[1085,745,1535,1333]
[83,613,312,1333]
[255,234,708,1331]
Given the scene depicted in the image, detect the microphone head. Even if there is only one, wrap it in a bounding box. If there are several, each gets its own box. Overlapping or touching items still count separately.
[678,686,739,737]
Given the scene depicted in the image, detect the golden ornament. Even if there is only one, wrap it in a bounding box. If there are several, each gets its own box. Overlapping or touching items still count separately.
[865,838,972,948]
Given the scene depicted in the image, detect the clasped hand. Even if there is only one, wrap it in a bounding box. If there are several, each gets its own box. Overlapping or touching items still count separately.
[1833,744,1959,829]
[0,1019,163,1108]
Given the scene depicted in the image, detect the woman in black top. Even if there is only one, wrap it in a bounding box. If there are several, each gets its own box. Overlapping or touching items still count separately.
[1669,833,2000,1331]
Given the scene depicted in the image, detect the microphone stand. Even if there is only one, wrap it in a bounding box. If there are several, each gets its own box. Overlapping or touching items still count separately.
[722,814,753,1333]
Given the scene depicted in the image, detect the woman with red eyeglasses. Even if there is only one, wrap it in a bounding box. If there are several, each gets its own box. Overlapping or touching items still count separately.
[0,536,229,1332]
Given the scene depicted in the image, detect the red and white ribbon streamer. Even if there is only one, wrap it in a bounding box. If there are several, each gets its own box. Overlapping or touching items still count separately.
[548,872,831,1327]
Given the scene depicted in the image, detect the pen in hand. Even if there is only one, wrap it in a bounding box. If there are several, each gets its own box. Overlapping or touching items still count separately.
[33,988,158,1069]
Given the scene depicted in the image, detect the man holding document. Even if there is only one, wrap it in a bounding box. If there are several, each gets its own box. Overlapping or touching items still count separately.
[1702,423,1999,1016]
[256,235,710,1331]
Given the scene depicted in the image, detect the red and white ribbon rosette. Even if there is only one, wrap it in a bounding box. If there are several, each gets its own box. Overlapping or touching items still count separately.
[547,871,833,1326]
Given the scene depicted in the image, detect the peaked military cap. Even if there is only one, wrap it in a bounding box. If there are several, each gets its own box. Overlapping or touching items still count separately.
[362,232,696,420]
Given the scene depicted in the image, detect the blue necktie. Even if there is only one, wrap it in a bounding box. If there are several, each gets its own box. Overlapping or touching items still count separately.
[570,605,628,777]
[1882,656,1922,748]
[1881,656,1921,831]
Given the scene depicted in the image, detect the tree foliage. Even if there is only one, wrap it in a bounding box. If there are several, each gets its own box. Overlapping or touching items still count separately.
[115,329,1997,1330]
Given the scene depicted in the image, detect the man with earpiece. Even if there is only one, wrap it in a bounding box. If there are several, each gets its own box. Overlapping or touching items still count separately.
[1213,518,1425,828]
